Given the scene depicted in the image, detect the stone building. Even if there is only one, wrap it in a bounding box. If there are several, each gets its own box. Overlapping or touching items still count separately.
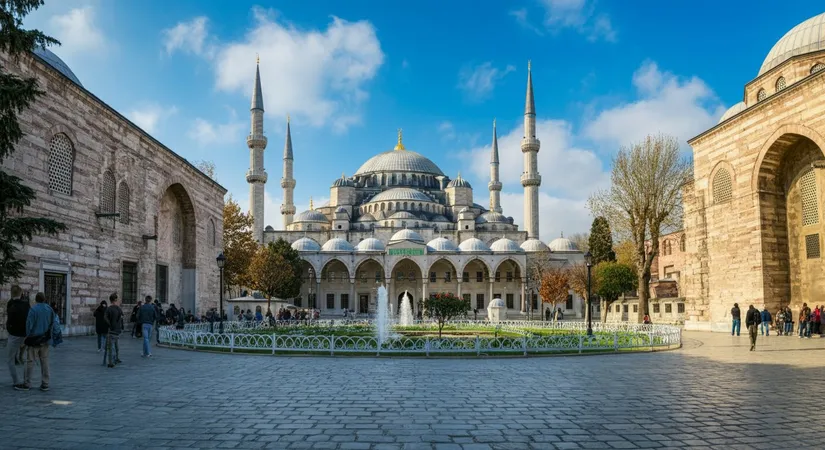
[683,12,825,331]
[649,230,685,298]
[0,48,226,336]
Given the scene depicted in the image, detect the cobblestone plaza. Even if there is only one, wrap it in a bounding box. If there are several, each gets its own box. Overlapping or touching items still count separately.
[2,332,823,449]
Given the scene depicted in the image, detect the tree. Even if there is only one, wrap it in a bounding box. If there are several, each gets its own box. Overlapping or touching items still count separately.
[423,293,470,338]
[588,217,615,264]
[593,262,636,322]
[194,160,217,181]
[223,196,257,298]
[588,134,691,320]
[567,263,594,323]
[614,240,637,276]
[0,1,66,287]
[248,238,303,311]
[538,266,569,320]
[568,232,590,253]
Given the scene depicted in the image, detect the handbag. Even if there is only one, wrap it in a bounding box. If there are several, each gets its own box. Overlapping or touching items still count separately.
[24,310,55,347]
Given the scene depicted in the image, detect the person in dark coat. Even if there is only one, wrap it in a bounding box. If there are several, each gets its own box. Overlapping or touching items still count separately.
[93,300,108,352]
[745,304,762,351]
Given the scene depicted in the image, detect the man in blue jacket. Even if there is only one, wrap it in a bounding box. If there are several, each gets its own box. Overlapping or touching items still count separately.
[760,307,772,336]
[137,295,158,357]
[23,293,60,391]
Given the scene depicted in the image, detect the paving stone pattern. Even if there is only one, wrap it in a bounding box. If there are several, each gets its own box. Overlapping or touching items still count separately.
[1,331,823,449]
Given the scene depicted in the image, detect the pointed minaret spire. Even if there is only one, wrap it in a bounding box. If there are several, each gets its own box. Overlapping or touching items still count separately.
[488,118,502,213]
[525,60,535,117]
[521,60,541,240]
[246,58,268,242]
[280,117,296,229]
[284,117,293,160]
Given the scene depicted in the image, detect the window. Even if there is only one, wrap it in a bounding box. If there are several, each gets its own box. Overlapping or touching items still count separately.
[326,294,335,309]
[665,303,672,313]
[396,271,403,281]
[622,305,628,313]
[476,294,484,310]
[495,272,500,282]
[801,169,819,226]
[712,168,733,204]
[122,262,137,304]
[615,305,620,312]
[118,182,130,224]
[653,303,660,313]
[565,294,573,310]
[100,169,116,213]
[429,271,436,282]
[633,304,638,313]
[506,293,514,309]
[680,235,686,252]
[408,271,415,281]
[812,63,825,74]
[757,88,766,102]
[341,294,349,310]
[462,272,469,282]
[476,271,483,282]
[48,133,74,195]
[444,272,451,282]
[806,234,820,259]
[775,76,786,92]
[506,272,513,282]
[155,264,168,303]
[375,271,382,282]
[677,303,685,313]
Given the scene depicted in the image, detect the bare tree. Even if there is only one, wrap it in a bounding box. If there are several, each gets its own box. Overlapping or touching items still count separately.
[194,160,217,181]
[568,232,590,253]
[588,134,691,320]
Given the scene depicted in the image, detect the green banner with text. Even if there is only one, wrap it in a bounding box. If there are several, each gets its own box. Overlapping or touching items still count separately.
[388,248,425,256]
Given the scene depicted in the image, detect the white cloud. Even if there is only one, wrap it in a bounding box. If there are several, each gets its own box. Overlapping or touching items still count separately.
[512,0,616,42]
[204,9,383,131]
[187,115,245,147]
[438,121,456,140]
[48,6,106,54]
[583,61,725,150]
[162,16,211,57]
[127,103,178,134]
[509,8,545,36]
[457,62,515,101]
[500,192,592,244]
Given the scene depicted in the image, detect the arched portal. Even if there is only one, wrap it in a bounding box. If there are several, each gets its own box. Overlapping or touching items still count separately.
[390,258,423,315]
[428,258,458,297]
[462,259,491,311]
[320,259,350,312]
[157,183,197,312]
[493,259,523,311]
[297,261,318,309]
[355,258,384,314]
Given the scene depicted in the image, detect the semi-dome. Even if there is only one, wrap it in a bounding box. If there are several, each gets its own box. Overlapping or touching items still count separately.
[321,238,355,252]
[429,214,450,222]
[291,237,321,252]
[719,102,747,124]
[490,238,524,253]
[476,211,508,224]
[369,188,432,203]
[32,47,83,87]
[293,209,328,223]
[459,238,491,252]
[520,239,550,252]
[335,206,347,213]
[389,211,419,220]
[446,174,472,188]
[426,237,459,252]
[759,12,825,76]
[389,229,425,244]
[356,213,376,222]
[332,175,354,187]
[548,236,579,252]
[355,150,444,176]
[357,238,385,252]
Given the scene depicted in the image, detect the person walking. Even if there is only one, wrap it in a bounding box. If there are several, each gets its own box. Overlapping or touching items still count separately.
[93,300,108,352]
[22,293,61,391]
[799,303,810,338]
[104,293,124,368]
[760,307,772,336]
[784,306,794,335]
[731,303,741,336]
[775,307,785,336]
[745,304,761,351]
[137,295,158,357]
[6,285,29,391]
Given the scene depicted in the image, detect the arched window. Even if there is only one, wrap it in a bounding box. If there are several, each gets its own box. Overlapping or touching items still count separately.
[117,182,130,224]
[811,63,825,74]
[801,169,819,226]
[712,168,733,204]
[388,202,393,210]
[775,76,786,92]
[395,202,400,210]
[679,234,686,252]
[757,88,767,102]
[207,219,216,246]
[401,174,407,184]
[391,174,397,185]
[401,221,407,228]
[100,169,116,213]
[403,202,408,210]
[48,133,74,195]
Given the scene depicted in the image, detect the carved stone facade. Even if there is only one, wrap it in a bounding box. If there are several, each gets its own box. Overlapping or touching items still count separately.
[0,50,226,336]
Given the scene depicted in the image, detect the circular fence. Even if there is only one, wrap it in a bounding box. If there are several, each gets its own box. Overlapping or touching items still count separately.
[159,320,681,357]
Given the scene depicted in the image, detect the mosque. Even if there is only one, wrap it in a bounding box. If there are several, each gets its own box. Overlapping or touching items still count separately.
[245,63,585,317]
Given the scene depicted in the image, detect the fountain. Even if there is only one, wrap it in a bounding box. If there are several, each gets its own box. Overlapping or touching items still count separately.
[375,285,390,345]
[399,290,414,326]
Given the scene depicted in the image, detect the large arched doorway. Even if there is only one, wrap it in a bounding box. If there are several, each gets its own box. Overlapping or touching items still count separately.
[493,259,523,312]
[427,258,458,297]
[462,259,491,312]
[390,258,422,315]
[355,258,384,314]
[157,183,197,313]
[756,133,825,312]
[320,259,350,312]
[297,261,318,309]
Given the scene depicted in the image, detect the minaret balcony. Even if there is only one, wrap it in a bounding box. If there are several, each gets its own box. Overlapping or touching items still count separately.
[280,204,296,215]
[246,170,268,184]
[488,181,502,191]
[281,178,296,189]
[520,173,541,186]
[247,134,268,148]
[520,137,541,152]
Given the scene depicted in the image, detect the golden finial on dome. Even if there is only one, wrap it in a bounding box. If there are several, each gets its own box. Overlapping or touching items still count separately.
[309,197,314,210]
[394,128,405,150]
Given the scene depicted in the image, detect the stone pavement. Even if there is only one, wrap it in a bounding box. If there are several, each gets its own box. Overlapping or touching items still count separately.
[0,331,823,450]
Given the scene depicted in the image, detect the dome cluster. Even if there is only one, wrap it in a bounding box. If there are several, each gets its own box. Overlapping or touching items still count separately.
[290,234,562,254]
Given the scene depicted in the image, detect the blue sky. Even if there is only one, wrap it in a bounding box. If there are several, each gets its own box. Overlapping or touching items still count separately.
[25,1,825,242]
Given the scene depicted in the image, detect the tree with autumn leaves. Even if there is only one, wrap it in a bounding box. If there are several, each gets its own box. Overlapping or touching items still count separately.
[538,266,570,321]
[222,197,258,298]
[248,238,303,311]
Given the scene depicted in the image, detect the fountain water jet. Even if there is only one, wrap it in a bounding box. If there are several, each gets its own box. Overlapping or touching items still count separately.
[375,286,390,344]
[399,290,414,326]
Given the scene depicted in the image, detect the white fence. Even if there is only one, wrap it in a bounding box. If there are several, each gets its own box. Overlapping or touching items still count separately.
[159,320,681,356]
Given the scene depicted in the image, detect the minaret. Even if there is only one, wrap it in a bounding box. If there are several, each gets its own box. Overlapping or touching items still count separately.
[520,61,541,239]
[488,119,502,213]
[280,116,296,228]
[246,56,268,243]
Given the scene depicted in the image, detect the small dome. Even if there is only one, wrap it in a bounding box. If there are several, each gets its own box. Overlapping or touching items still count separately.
[321,238,355,252]
[520,239,550,252]
[429,214,450,222]
[548,236,579,252]
[490,238,524,253]
[459,238,491,253]
[291,237,321,252]
[718,102,746,124]
[389,211,418,220]
[357,238,385,252]
[759,12,825,76]
[264,225,274,232]
[487,298,506,309]
[356,213,376,222]
[294,209,328,223]
[389,229,425,244]
[426,237,459,252]
[370,188,432,203]
[32,47,83,87]
[332,175,354,187]
[476,211,508,224]
[446,174,472,189]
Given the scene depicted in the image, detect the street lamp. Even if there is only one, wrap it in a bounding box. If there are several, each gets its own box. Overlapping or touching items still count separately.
[216,252,226,334]
[584,251,593,336]
[308,267,315,309]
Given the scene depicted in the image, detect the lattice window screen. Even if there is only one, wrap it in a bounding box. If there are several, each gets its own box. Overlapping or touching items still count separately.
[806,234,820,259]
[48,133,74,195]
[800,169,819,226]
[712,168,733,204]
[812,63,825,74]
[757,89,767,101]
[775,76,786,92]
[118,183,130,224]
[100,170,116,213]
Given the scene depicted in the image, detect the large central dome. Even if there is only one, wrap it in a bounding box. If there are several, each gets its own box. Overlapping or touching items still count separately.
[759,12,825,76]
[355,149,444,176]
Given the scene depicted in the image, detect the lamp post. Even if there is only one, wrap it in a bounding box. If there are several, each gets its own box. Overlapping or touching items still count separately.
[584,251,593,336]
[216,252,226,334]
[308,267,315,309]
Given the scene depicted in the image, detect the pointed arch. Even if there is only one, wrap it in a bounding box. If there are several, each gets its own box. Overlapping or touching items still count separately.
[117,181,131,224]
[390,257,424,280]
[100,169,116,213]
[492,257,525,277]
[320,257,353,280]
[460,256,493,277]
